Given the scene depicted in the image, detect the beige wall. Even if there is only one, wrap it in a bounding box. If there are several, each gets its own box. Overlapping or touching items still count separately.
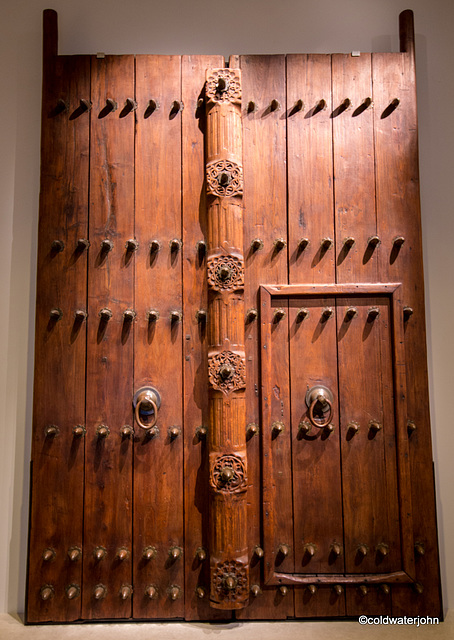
[1,0,453,616]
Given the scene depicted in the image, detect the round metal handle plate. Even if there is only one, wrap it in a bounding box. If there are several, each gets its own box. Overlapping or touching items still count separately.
[133,387,161,430]
[305,385,334,429]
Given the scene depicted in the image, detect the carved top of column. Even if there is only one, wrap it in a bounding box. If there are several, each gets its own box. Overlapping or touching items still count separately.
[206,68,242,105]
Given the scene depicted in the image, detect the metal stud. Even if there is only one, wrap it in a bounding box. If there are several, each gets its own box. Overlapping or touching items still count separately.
[279,585,289,596]
[331,542,342,557]
[68,546,82,562]
[343,237,355,249]
[321,237,333,249]
[381,584,391,595]
[322,307,334,320]
[120,585,132,600]
[292,99,304,112]
[278,543,289,557]
[44,425,59,437]
[125,238,139,252]
[403,306,414,320]
[196,240,206,256]
[220,466,234,482]
[125,98,137,111]
[324,423,335,434]
[315,99,326,112]
[307,584,317,595]
[169,426,181,439]
[196,425,208,439]
[145,99,159,116]
[96,425,110,438]
[357,544,368,557]
[79,99,92,112]
[367,235,381,248]
[100,238,113,253]
[415,542,425,557]
[304,543,316,557]
[147,309,159,322]
[50,308,63,321]
[251,584,262,597]
[93,584,107,600]
[274,237,286,251]
[274,308,286,322]
[246,423,259,437]
[369,420,382,433]
[40,585,54,601]
[121,424,134,437]
[296,308,309,322]
[367,307,380,320]
[150,239,161,252]
[413,582,424,595]
[270,99,281,112]
[407,420,417,435]
[340,98,351,110]
[169,546,182,560]
[77,238,90,252]
[196,309,207,323]
[170,101,183,116]
[254,546,264,559]
[170,310,182,323]
[345,306,358,319]
[246,308,258,322]
[66,584,80,600]
[142,546,157,561]
[105,98,117,112]
[42,548,56,562]
[93,546,107,561]
[74,309,87,321]
[376,543,389,557]
[51,239,65,253]
[99,308,113,321]
[169,585,181,600]
[393,235,405,247]
[145,585,158,599]
[299,420,312,434]
[169,238,182,252]
[297,237,310,252]
[247,100,256,114]
[196,547,207,562]
[333,584,343,596]
[359,585,368,597]
[347,421,360,435]
[272,421,285,435]
[117,547,130,561]
[250,238,264,251]
[123,309,136,322]
[196,586,206,599]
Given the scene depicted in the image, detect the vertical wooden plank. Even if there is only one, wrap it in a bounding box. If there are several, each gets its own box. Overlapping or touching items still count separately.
[337,297,400,585]
[133,54,184,619]
[287,54,334,285]
[27,52,90,623]
[181,55,230,621]
[82,55,135,620]
[238,55,292,619]
[374,41,442,615]
[332,54,377,284]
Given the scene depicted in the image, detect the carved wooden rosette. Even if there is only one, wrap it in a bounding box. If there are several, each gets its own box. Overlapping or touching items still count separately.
[205,68,249,610]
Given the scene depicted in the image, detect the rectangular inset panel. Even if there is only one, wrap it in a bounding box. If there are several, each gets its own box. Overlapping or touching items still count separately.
[287,54,334,285]
[337,296,400,575]
[239,55,293,619]
[27,53,90,623]
[82,55,135,620]
[332,54,377,283]
[181,54,230,621]
[133,54,184,619]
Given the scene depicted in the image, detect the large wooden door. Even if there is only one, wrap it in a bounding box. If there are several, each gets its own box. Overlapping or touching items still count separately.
[26,9,442,623]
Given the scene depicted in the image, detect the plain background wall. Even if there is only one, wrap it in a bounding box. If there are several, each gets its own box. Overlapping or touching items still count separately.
[1,0,453,617]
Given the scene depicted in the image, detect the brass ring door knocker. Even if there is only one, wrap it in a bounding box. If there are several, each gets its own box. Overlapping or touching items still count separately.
[133,387,161,430]
[305,385,334,428]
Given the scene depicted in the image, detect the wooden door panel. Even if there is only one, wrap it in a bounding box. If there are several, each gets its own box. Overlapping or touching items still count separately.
[82,54,135,620]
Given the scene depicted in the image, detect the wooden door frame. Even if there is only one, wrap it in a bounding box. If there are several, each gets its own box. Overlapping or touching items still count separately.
[259,283,416,587]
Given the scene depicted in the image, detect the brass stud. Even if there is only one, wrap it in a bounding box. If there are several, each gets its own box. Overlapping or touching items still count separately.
[390,98,400,109]
[145,585,158,599]
[66,584,80,600]
[415,542,425,557]
[279,585,289,596]
[196,425,208,439]
[369,420,382,433]
[362,97,373,109]
[220,466,234,482]
[123,309,136,321]
[224,576,237,590]
[298,237,310,251]
[340,98,351,110]
[50,308,63,321]
[315,99,326,112]
[376,543,389,557]
[274,237,287,251]
[44,425,59,437]
[117,547,130,561]
[55,98,68,114]
[73,424,86,437]
[367,307,380,320]
[169,585,181,600]
[96,425,110,438]
[407,420,417,435]
[169,238,182,252]
[246,423,259,437]
[120,584,132,600]
[321,237,333,249]
[304,543,317,557]
[250,238,264,251]
[403,306,414,320]
[169,546,182,560]
[254,546,264,558]
[170,100,183,115]
[93,584,107,600]
[145,99,159,116]
[196,586,206,599]
[170,310,182,323]
[274,308,286,322]
[333,584,343,596]
[270,99,281,111]
[121,424,134,437]
[322,307,334,320]
[40,585,54,601]
[296,308,309,322]
[196,239,207,255]
[125,238,139,252]
[347,421,360,435]
[150,239,161,252]
[42,548,56,562]
[413,582,424,595]
[381,584,390,595]
[246,308,258,322]
[359,585,368,597]
[196,547,207,562]
[219,365,233,380]
[169,426,181,439]
[251,584,261,597]
[68,546,82,562]
[324,423,335,434]
[272,421,285,435]
[299,421,312,434]
[99,308,113,321]
[196,309,207,323]
[142,546,157,561]
[307,584,317,596]
[147,309,159,322]
[393,235,405,247]
[278,543,289,557]
[105,98,117,112]
[292,99,304,112]
[367,235,381,248]
[345,307,358,319]
[125,98,137,111]
[74,309,87,321]
[79,98,92,112]
[77,238,90,252]
[93,546,107,561]
[247,100,257,114]
[331,543,342,557]
[100,238,113,253]
[343,237,355,249]
[51,239,65,253]
[357,544,368,557]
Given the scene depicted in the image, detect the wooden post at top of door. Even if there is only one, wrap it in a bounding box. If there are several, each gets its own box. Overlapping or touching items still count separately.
[204,68,249,609]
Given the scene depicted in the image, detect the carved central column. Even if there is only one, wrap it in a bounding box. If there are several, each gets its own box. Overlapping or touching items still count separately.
[205,68,249,610]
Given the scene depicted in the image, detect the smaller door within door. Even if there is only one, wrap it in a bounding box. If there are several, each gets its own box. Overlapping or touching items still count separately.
[259,284,414,589]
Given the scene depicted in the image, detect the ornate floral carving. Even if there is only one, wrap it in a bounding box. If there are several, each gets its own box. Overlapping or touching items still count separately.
[206,69,241,105]
[212,560,248,603]
[210,453,247,494]
[206,160,243,197]
[208,350,246,394]
[207,255,244,292]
